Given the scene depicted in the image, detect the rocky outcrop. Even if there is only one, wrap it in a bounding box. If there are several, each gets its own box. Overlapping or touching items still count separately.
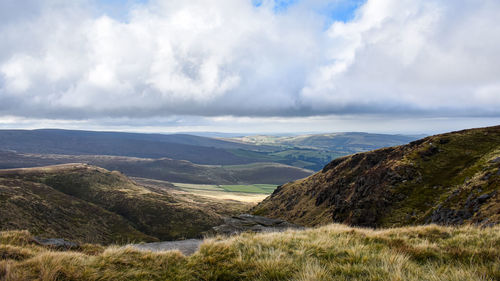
[428,191,498,226]
[208,214,303,236]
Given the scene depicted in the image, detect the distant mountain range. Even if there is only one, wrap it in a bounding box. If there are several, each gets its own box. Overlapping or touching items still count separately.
[0,129,420,173]
[254,125,500,227]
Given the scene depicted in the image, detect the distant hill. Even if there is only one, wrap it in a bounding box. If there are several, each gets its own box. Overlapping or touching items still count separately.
[225,132,420,170]
[0,129,419,171]
[226,132,420,153]
[254,126,500,227]
[0,164,250,244]
[0,129,273,165]
[0,152,313,185]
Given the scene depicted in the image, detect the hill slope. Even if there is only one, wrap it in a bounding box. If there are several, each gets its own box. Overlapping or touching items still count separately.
[0,175,153,244]
[0,164,249,244]
[254,126,500,227]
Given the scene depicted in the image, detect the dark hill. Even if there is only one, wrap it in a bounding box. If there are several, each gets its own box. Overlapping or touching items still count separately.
[0,129,270,165]
[254,126,500,227]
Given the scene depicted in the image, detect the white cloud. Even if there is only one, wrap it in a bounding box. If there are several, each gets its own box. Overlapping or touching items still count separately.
[0,0,499,122]
[301,0,500,115]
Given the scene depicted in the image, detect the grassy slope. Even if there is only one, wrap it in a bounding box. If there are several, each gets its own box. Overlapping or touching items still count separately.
[0,164,252,243]
[254,125,500,227]
[1,224,499,280]
[0,177,153,244]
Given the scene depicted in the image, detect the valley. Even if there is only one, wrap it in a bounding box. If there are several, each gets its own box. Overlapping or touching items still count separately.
[0,126,499,280]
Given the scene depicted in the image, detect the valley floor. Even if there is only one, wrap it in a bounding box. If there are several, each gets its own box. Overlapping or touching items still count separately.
[1,224,499,281]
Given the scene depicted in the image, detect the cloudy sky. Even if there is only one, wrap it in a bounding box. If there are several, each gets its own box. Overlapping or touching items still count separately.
[0,0,499,134]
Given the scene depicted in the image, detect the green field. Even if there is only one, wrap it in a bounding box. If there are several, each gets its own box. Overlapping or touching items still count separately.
[220,184,277,194]
[173,183,277,194]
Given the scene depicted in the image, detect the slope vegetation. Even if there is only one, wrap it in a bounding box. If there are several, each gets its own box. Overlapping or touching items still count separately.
[1,224,499,280]
[254,126,500,227]
[0,164,249,244]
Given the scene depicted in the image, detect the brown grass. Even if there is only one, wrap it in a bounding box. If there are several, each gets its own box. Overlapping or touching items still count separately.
[1,224,499,280]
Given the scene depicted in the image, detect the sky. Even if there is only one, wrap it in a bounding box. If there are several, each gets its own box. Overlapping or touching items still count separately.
[0,0,499,135]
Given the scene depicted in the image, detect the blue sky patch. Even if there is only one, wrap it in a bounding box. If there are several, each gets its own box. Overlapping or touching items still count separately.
[322,0,366,23]
[251,0,365,23]
[93,0,148,21]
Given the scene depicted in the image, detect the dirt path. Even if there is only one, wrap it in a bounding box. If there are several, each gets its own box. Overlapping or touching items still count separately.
[131,239,203,256]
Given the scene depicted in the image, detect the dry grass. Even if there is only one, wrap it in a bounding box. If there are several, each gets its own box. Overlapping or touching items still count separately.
[1,224,499,280]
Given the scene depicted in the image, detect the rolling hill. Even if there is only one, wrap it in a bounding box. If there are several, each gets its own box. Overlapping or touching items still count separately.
[0,164,251,244]
[254,125,500,227]
[0,151,313,185]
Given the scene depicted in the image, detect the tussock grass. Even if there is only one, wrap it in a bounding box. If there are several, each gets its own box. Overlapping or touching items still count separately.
[1,224,499,280]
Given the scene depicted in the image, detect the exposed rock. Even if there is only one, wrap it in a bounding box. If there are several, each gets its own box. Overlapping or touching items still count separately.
[32,237,79,250]
[428,191,496,225]
[208,214,303,236]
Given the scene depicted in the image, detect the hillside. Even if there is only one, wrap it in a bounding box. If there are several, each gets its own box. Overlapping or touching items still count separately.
[0,164,251,244]
[1,224,499,280]
[0,151,313,185]
[254,126,500,227]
